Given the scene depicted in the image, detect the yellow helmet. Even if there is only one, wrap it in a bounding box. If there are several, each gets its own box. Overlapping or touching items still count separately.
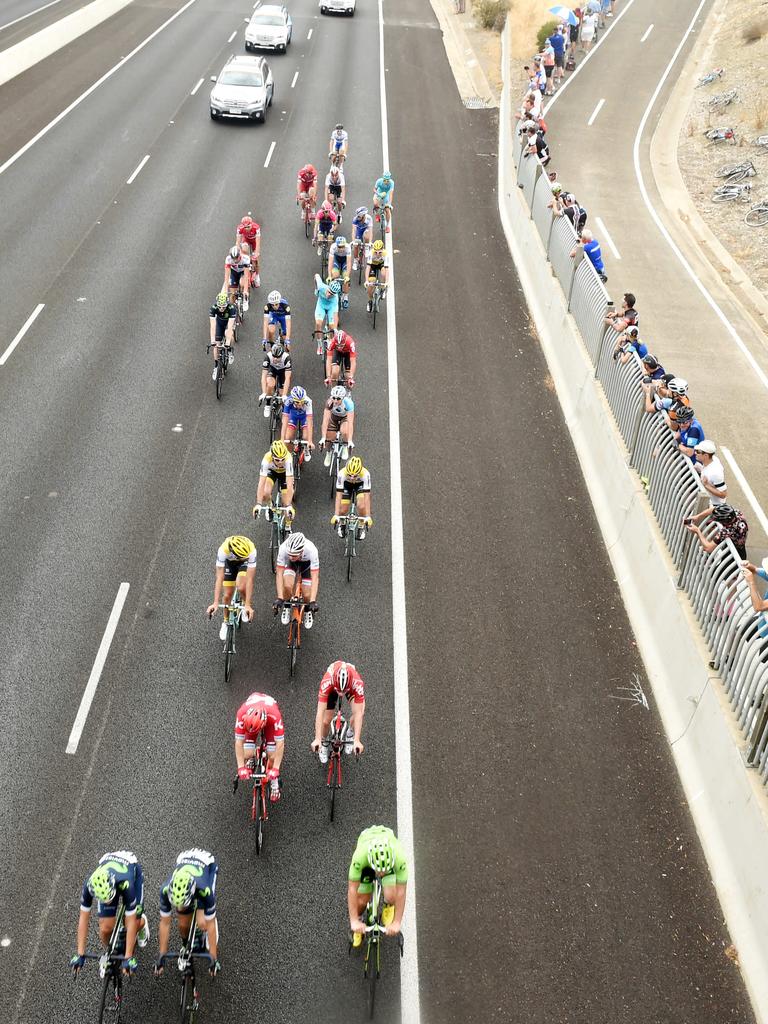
[271,440,288,462]
[346,456,364,479]
[372,240,384,252]
[227,535,252,559]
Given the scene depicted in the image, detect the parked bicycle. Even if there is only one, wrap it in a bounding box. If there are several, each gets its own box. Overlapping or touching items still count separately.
[74,903,129,1024]
[714,160,756,182]
[232,739,271,855]
[215,591,245,684]
[324,706,355,822]
[712,181,752,203]
[704,126,736,145]
[158,914,213,1024]
[745,200,768,227]
[349,876,404,1020]
[696,67,724,87]
[206,342,231,401]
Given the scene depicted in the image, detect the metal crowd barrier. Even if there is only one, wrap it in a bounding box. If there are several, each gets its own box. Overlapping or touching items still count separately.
[511,135,768,778]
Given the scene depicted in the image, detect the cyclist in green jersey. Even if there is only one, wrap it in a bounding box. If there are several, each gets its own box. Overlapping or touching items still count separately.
[347,825,408,947]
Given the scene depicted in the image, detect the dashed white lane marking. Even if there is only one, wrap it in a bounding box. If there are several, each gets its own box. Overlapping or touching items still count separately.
[0,303,44,366]
[228,29,237,42]
[595,216,621,259]
[587,98,605,125]
[191,77,205,95]
[641,23,654,42]
[264,140,276,167]
[291,70,299,87]
[307,27,313,38]
[126,154,150,184]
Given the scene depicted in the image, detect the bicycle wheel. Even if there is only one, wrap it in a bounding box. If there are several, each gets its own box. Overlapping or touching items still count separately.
[746,205,768,226]
[254,784,265,855]
[716,163,746,180]
[224,623,235,684]
[98,969,122,1024]
[304,207,311,238]
[712,190,741,203]
[179,972,194,1024]
[329,756,339,822]
[372,291,378,330]
[270,519,279,574]
[329,450,338,500]
[365,940,379,1019]
[215,359,224,400]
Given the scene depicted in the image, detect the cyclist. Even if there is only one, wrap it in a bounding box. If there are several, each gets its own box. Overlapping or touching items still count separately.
[328,123,349,164]
[259,341,292,419]
[281,385,315,462]
[328,236,352,309]
[324,164,346,215]
[262,289,292,351]
[223,244,251,310]
[351,206,373,271]
[365,239,389,312]
[311,660,366,763]
[236,214,261,288]
[372,171,394,232]
[314,273,341,341]
[671,404,705,461]
[205,536,256,640]
[208,292,237,380]
[71,851,150,976]
[253,439,295,520]
[325,328,357,387]
[235,692,285,803]
[274,531,319,629]
[332,455,372,538]
[313,199,338,251]
[347,826,408,946]
[155,849,220,979]
[296,163,318,211]
[321,385,355,465]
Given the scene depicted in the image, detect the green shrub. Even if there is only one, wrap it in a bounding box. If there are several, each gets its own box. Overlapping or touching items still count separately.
[536,19,559,50]
[475,0,509,32]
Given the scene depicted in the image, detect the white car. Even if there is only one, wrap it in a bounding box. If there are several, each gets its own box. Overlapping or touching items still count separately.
[209,55,274,123]
[319,0,355,14]
[245,5,292,52]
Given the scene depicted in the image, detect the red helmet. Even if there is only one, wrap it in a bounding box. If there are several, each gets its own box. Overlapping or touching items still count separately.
[303,164,316,176]
[333,661,350,691]
[242,706,267,734]
[241,215,253,227]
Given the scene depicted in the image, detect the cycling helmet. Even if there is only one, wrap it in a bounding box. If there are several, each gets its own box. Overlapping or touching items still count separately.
[667,377,689,396]
[215,292,228,309]
[229,245,240,259]
[328,280,342,295]
[367,838,395,874]
[322,199,333,212]
[302,163,315,175]
[355,206,368,218]
[335,236,347,247]
[87,866,117,903]
[372,240,384,252]
[241,215,253,227]
[710,503,736,522]
[271,440,289,462]
[267,290,281,305]
[271,343,285,359]
[334,123,344,131]
[290,385,306,404]
[345,456,363,479]
[382,170,392,181]
[242,706,267,734]
[333,662,350,690]
[287,532,306,555]
[227,535,252,559]
[330,385,347,401]
[330,165,341,176]
[674,404,695,423]
[625,326,640,341]
[334,329,350,347]
[168,867,196,910]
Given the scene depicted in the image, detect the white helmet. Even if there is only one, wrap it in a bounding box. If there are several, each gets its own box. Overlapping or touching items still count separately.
[330,385,347,401]
[667,377,689,396]
[287,532,306,555]
[229,245,240,259]
[267,290,281,305]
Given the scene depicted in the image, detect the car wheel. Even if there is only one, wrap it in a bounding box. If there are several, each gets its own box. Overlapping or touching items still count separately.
[269,87,274,106]
[320,5,327,12]
[279,43,286,53]
[210,109,219,120]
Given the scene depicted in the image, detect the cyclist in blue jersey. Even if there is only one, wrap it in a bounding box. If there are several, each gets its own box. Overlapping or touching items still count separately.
[351,207,373,271]
[71,851,149,976]
[314,273,341,341]
[262,289,292,350]
[372,171,394,233]
[328,123,349,165]
[281,385,315,460]
[155,849,220,978]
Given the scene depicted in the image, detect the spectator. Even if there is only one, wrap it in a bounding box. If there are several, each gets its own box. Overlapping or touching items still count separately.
[580,8,598,51]
[516,92,541,124]
[644,373,680,414]
[541,38,556,96]
[685,504,749,561]
[665,381,692,428]
[549,25,567,90]
[604,292,638,332]
[570,229,607,282]
[741,562,768,655]
[523,123,550,166]
[569,8,582,59]
[529,55,547,95]
[640,352,665,380]
[671,404,705,460]
[561,192,587,232]
[692,439,727,506]
[613,326,647,364]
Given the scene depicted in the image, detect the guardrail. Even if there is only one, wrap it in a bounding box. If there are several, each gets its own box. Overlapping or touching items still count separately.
[510,126,768,781]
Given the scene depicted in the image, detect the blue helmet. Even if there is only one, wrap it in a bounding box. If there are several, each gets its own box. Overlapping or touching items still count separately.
[355,206,368,218]
[290,385,307,404]
[335,235,347,247]
[328,280,342,295]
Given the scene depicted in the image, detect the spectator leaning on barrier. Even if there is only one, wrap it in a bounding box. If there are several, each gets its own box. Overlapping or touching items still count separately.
[613,327,647,364]
[570,229,607,283]
[604,293,638,333]
[693,439,727,506]
[524,123,550,166]
[561,192,587,233]
[742,561,768,656]
[671,404,705,461]
[685,504,749,561]
[640,353,665,380]
[643,372,675,414]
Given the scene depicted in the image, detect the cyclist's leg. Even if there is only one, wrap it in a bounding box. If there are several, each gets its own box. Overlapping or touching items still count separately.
[265,370,277,399]
[281,567,297,600]
[281,417,297,443]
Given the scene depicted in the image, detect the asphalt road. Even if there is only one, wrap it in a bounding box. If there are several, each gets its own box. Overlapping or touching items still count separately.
[0,0,757,1022]
[0,0,101,48]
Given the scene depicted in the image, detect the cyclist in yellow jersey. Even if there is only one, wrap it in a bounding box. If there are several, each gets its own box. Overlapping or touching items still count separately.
[331,456,372,538]
[205,536,256,639]
[365,239,389,313]
[253,440,295,520]
[347,825,408,947]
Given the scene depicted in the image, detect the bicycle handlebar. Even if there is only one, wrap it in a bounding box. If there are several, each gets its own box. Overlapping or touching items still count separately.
[161,951,213,964]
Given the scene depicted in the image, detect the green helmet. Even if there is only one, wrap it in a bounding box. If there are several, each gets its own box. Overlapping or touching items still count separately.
[215,292,228,308]
[169,867,196,910]
[88,865,117,903]
[367,839,395,874]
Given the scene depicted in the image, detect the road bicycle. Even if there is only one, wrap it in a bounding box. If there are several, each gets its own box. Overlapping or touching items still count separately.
[368,277,386,330]
[286,435,312,501]
[314,314,335,377]
[334,500,365,582]
[322,434,353,500]
[745,200,768,227]
[265,393,286,442]
[696,67,724,87]
[317,235,331,276]
[330,192,345,223]
[754,134,768,149]
[712,181,752,203]
[206,342,232,401]
[233,740,271,855]
[329,147,346,169]
[707,88,738,111]
[324,706,354,821]
[215,590,245,684]
[356,241,372,285]
[349,876,404,1020]
[298,193,314,237]
[283,572,308,679]
[714,159,756,183]
[256,495,292,574]
[75,903,129,1023]
[373,204,390,242]
[158,909,213,1024]
[703,126,736,145]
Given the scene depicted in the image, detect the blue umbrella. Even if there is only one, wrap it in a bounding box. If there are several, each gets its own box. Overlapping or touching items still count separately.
[548,5,578,25]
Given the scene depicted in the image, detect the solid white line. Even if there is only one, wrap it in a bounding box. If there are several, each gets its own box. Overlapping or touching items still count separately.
[190,76,204,95]
[0,0,64,32]
[291,70,299,87]
[378,1,420,1020]
[307,27,312,38]
[0,303,44,366]
[587,98,605,126]
[65,583,130,754]
[640,23,654,42]
[595,216,621,259]
[263,140,276,167]
[721,448,768,538]
[544,0,639,114]
[126,154,150,184]
[0,0,199,178]
[631,0,768,396]
[228,29,237,42]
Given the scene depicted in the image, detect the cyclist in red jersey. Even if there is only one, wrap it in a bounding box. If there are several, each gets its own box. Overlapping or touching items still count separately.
[236,215,261,288]
[235,692,285,802]
[311,660,366,762]
[325,329,357,387]
[296,163,318,206]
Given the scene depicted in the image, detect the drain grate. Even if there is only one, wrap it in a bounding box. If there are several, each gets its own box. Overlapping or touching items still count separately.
[462,95,495,109]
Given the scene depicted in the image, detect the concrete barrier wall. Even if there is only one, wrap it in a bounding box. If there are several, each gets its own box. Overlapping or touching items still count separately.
[498,21,768,1022]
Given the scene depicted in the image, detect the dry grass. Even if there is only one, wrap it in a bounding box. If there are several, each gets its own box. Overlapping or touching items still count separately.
[508,0,557,58]
[742,17,768,44]
[749,93,768,131]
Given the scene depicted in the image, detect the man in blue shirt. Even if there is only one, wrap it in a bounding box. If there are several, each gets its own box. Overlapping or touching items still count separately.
[548,25,567,90]
[673,405,705,461]
[155,849,220,978]
[571,229,607,283]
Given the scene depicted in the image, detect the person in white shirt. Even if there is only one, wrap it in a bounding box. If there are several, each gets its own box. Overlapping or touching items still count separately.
[693,439,727,506]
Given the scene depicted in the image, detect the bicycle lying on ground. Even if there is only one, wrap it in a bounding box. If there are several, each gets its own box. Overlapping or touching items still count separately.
[704,126,736,145]
[74,903,129,1024]
[696,67,724,87]
[707,88,738,111]
[712,181,752,203]
[714,159,756,182]
[745,200,768,227]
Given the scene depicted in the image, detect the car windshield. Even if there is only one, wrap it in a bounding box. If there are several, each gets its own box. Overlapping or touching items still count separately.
[252,15,284,25]
[219,71,263,87]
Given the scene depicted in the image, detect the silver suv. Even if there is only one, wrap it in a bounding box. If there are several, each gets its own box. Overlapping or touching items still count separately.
[209,55,274,123]
[245,4,292,52]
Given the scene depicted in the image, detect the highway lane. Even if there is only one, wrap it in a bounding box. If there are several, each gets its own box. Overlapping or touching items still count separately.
[0,0,87,46]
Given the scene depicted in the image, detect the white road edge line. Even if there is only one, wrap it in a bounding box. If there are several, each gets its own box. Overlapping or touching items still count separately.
[307,27,313,39]
[595,216,621,259]
[378,0,420,1020]
[587,97,605,126]
[263,141,276,167]
[191,76,204,95]
[65,583,130,755]
[631,0,768,396]
[126,154,150,184]
[0,303,44,366]
[721,448,768,539]
[291,70,299,88]
[543,0,639,114]
[0,0,65,33]
[0,0,199,178]
[228,29,237,42]
[641,23,654,43]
